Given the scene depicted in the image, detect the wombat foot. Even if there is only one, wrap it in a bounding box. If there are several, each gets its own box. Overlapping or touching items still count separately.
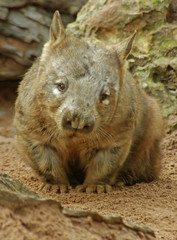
[115,181,125,189]
[40,183,72,193]
[75,184,112,193]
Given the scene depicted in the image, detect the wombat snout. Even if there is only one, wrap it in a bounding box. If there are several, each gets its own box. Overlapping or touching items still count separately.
[62,111,95,134]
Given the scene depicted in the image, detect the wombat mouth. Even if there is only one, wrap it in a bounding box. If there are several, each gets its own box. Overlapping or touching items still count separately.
[68,133,77,138]
[67,131,88,139]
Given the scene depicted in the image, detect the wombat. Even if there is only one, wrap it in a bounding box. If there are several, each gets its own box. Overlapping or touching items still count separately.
[14,11,163,193]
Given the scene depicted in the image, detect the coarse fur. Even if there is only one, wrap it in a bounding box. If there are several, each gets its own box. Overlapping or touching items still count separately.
[14,11,163,193]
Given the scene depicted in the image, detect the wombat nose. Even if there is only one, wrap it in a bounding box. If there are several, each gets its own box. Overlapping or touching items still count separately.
[62,116,94,134]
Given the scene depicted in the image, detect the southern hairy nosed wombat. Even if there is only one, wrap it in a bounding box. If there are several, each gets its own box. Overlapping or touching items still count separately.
[14,11,163,193]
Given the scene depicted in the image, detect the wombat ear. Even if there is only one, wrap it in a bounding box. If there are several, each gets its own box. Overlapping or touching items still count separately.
[49,10,66,45]
[117,31,136,62]
[116,31,136,87]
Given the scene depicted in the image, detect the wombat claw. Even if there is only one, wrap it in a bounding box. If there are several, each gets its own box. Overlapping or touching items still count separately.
[40,183,71,193]
[76,184,112,193]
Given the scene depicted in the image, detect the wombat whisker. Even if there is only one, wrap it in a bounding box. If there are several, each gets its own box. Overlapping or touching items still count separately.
[95,132,102,147]
[97,127,113,143]
[84,130,101,149]
[97,130,110,144]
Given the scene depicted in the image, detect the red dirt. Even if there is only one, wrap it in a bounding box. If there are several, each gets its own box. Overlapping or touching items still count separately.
[0,87,177,240]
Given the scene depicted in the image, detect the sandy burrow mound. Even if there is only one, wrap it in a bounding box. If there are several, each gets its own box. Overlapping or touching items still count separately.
[0,174,155,240]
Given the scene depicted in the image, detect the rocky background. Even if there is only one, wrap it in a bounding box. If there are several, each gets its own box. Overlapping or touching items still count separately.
[0,0,176,125]
[0,0,87,80]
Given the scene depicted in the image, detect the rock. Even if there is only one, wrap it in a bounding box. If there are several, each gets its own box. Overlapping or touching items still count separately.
[0,1,87,80]
[0,174,155,240]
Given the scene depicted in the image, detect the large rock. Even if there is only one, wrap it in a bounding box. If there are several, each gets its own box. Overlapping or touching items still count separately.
[0,0,87,80]
[0,174,155,240]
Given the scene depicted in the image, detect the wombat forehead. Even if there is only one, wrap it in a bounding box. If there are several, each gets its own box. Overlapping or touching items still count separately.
[51,57,90,79]
[50,44,118,81]
[51,58,114,85]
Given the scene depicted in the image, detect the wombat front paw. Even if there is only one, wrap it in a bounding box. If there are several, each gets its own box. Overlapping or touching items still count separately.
[75,184,112,193]
[40,183,72,193]
[58,184,72,193]
[115,181,125,188]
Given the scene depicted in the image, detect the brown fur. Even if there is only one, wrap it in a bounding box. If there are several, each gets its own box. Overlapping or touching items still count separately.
[14,11,163,193]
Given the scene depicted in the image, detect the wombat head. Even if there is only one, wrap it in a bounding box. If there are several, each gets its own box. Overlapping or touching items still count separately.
[36,11,135,138]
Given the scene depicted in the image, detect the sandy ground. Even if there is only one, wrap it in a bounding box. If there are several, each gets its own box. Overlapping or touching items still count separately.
[0,86,177,240]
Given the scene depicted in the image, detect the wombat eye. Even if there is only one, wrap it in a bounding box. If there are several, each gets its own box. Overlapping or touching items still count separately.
[100,88,110,105]
[101,93,108,101]
[56,82,66,91]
